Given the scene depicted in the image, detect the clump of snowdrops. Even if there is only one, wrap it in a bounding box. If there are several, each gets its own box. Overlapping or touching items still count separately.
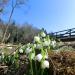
[0,30,56,75]
[0,50,19,69]
[19,30,56,75]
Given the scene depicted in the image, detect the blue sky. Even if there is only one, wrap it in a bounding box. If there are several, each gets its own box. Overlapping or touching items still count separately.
[1,0,75,33]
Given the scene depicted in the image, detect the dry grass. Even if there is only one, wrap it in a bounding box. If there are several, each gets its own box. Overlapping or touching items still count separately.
[49,50,75,75]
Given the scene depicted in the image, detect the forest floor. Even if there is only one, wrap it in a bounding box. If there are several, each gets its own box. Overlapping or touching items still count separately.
[0,43,75,75]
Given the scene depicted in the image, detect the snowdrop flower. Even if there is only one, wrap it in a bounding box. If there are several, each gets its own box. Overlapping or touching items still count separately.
[25,47,32,54]
[34,36,40,43]
[41,32,46,37]
[35,54,42,62]
[27,43,31,47]
[51,40,56,47]
[41,60,49,69]
[43,40,50,46]
[30,53,35,60]
[36,44,42,49]
[19,48,23,53]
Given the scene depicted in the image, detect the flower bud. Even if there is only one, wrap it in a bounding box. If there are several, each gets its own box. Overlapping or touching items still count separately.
[34,36,40,43]
[36,44,42,49]
[41,32,46,37]
[30,53,35,60]
[35,54,42,62]
[41,60,49,69]
[25,47,32,54]
[19,48,23,53]
[43,40,50,46]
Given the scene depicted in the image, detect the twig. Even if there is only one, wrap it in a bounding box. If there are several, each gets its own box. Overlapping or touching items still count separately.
[0,65,8,69]
[2,1,17,43]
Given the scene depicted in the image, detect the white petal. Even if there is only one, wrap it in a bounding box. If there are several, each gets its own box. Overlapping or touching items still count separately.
[30,53,35,60]
[34,36,40,42]
[36,44,42,49]
[41,60,49,69]
[41,32,46,37]
[35,54,42,62]
[25,47,32,54]
[43,41,50,46]
[19,48,23,53]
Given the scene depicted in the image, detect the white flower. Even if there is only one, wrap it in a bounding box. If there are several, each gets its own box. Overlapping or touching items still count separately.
[19,48,23,53]
[35,54,42,62]
[36,44,42,49]
[41,32,46,37]
[34,36,40,43]
[41,60,49,69]
[25,47,32,54]
[51,40,56,47]
[30,53,35,60]
[27,43,31,47]
[43,40,50,46]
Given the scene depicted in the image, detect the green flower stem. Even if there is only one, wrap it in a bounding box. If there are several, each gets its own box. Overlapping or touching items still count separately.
[35,61,37,75]
[32,46,37,75]
[34,49,37,75]
[41,69,44,75]
[30,60,34,75]
[41,48,44,75]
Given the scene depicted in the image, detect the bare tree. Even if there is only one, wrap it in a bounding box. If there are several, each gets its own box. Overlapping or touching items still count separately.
[2,0,28,43]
